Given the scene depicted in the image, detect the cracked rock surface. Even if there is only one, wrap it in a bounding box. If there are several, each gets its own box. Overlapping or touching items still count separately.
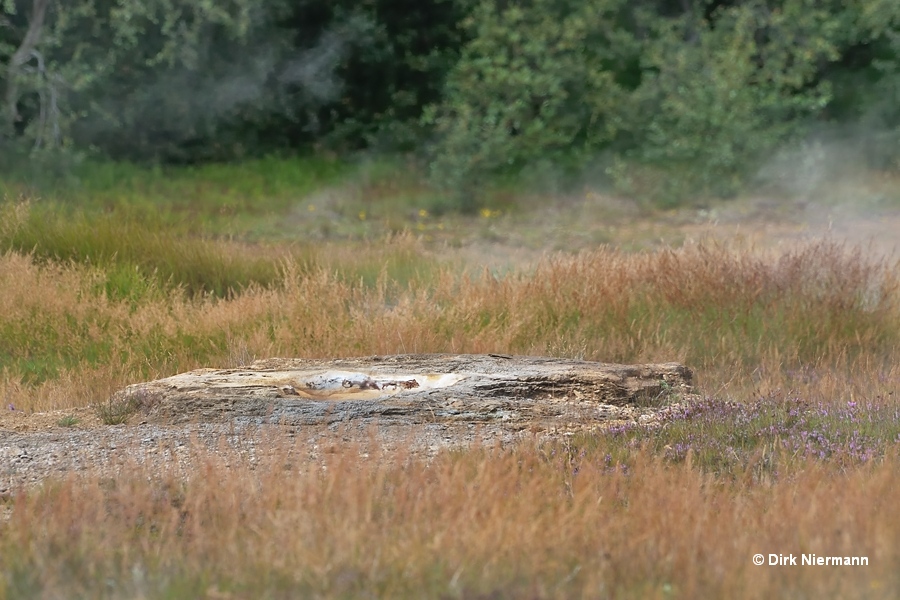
[117,354,693,426]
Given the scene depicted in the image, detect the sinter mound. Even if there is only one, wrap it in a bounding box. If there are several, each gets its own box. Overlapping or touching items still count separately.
[114,354,693,428]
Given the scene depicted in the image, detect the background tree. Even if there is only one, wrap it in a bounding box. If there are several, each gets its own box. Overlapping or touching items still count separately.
[423,0,638,206]
[0,0,268,162]
[0,0,898,206]
[618,0,842,202]
[2,0,53,149]
[847,0,900,169]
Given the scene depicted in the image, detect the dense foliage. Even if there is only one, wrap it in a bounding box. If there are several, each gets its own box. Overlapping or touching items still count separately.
[1,0,899,202]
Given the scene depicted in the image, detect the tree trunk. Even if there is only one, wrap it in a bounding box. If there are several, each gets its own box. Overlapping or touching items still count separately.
[4,0,49,136]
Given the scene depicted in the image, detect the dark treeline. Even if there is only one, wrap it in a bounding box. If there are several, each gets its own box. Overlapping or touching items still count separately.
[1,0,899,203]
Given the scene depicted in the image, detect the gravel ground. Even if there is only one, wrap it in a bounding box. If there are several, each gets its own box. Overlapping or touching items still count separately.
[0,402,672,505]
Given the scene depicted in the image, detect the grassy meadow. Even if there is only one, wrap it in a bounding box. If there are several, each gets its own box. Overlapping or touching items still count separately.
[2,157,900,598]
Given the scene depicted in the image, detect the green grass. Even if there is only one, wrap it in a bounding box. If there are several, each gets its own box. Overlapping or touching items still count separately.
[43,155,349,211]
[56,414,79,427]
[1,155,536,249]
[2,155,375,240]
[0,205,295,298]
[0,194,450,302]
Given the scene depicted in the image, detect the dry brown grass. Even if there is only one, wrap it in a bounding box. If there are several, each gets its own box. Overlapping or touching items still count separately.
[1,235,896,412]
[2,436,896,598]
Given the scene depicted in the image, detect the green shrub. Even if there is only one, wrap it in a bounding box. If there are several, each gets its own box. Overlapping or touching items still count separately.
[424,0,636,209]
[425,0,856,208]
[616,0,841,205]
[847,0,900,170]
